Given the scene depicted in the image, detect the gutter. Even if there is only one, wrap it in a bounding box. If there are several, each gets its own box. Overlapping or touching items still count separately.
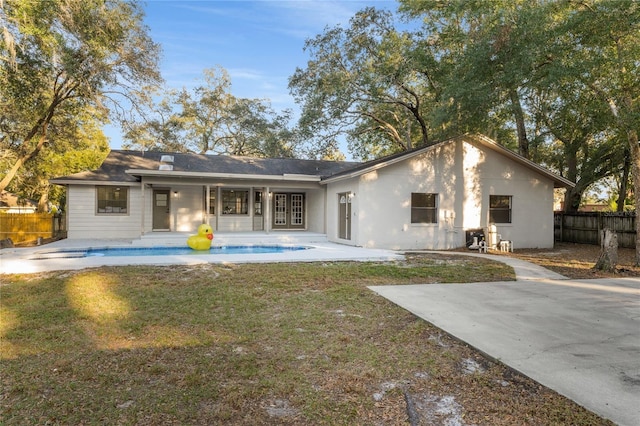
[50,179,139,186]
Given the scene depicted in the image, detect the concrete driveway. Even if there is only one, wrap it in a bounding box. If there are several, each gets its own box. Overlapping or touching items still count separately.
[370,276,640,426]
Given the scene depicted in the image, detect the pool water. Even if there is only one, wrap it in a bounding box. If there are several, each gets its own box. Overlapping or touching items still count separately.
[83,245,309,257]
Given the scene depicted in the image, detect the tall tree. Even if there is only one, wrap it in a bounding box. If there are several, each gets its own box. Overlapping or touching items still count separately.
[0,0,161,193]
[289,8,439,161]
[549,0,640,263]
[125,67,297,158]
[400,0,558,158]
[532,82,622,212]
[400,1,636,239]
[122,87,187,153]
[5,109,110,211]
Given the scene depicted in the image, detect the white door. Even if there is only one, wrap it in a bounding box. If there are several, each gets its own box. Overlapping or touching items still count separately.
[338,192,351,240]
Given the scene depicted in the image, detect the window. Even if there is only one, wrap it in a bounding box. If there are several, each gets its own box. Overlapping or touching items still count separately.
[490,195,512,223]
[222,189,248,214]
[411,193,438,224]
[254,191,262,216]
[97,186,128,214]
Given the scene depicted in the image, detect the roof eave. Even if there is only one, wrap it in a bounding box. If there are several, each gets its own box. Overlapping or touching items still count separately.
[320,150,425,185]
[321,134,576,189]
[50,179,139,186]
[125,169,321,182]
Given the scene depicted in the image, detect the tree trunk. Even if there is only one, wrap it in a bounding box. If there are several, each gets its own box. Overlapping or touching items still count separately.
[563,185,582,213]
[594,228,618,272]
[0,133,48,193]
[616,147,630,212]
[37,189,49,213]
[509,88,529,159]
[626,129,640,266]
[0,92,61,193]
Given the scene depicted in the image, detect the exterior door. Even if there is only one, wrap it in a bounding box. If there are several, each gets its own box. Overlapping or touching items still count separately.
[338,192,351,240]
[253,190,264,231]
[152,189,171,230]
[272,193,305,229]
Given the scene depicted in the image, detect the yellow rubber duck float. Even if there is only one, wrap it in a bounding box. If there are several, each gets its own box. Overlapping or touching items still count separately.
[187,224,214,251]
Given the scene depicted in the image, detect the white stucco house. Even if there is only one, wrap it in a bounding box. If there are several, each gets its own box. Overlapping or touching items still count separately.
[51,134,574,250]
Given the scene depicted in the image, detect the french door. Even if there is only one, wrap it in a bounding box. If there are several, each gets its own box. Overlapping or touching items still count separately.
[338,192,351,240]
[272,193,305,229]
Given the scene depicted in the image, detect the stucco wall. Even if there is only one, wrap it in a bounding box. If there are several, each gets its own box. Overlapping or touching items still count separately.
[305,188,326,233]
[355,141,462,250]
[470,141,555,248]
[326,138,556,250]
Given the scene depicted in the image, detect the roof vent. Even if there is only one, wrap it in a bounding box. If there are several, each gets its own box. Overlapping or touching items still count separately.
[160,155,174,163]
[159,164,173,171]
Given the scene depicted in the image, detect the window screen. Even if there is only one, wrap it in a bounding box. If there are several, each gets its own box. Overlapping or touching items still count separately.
[489,195,512,223]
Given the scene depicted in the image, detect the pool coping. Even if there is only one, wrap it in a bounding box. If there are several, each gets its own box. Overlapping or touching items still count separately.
[29,244,310,260]
[1,239,405,274]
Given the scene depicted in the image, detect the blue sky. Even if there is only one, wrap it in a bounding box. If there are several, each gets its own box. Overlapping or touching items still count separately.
[107,0,400,155]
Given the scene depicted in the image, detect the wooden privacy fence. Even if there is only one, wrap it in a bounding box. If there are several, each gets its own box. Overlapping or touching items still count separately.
[0,213,66,245]
[554,212,636,248]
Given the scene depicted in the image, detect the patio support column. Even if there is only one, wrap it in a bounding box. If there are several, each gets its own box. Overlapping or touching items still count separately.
[265,186,271,233]
[215,186,220,231]
[140,177,146,235]
[205,185,210,225]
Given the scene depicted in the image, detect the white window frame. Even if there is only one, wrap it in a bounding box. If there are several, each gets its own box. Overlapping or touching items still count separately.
[411,192,438,224]
[96,186,129,215]
[489,195,512,224]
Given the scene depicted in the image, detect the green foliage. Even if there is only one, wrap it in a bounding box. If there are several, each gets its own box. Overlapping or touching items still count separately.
[4,111,110,208]
[289,8,440,161]
[290,0,637,216]
[0,0,161,201]
[124,66,298,158]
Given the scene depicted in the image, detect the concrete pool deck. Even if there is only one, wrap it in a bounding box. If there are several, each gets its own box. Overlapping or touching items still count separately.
[0,237,404,274]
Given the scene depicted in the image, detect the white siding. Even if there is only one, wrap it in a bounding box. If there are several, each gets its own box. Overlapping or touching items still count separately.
[171,186,205,232]
[67,185,142,239]
[305,188,326,233]
[217,216,254,232]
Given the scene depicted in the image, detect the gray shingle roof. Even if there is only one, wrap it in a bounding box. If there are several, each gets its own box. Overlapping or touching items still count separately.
[51,150,361,183]
[51,135,574,189]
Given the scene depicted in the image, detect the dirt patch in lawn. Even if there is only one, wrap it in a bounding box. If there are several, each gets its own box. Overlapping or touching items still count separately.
[505,242,639,279]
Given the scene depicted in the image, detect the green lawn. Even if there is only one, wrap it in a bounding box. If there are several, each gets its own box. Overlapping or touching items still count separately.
[1,256,611,424]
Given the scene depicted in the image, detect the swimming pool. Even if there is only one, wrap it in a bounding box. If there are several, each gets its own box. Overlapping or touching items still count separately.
[33,245,309,259]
